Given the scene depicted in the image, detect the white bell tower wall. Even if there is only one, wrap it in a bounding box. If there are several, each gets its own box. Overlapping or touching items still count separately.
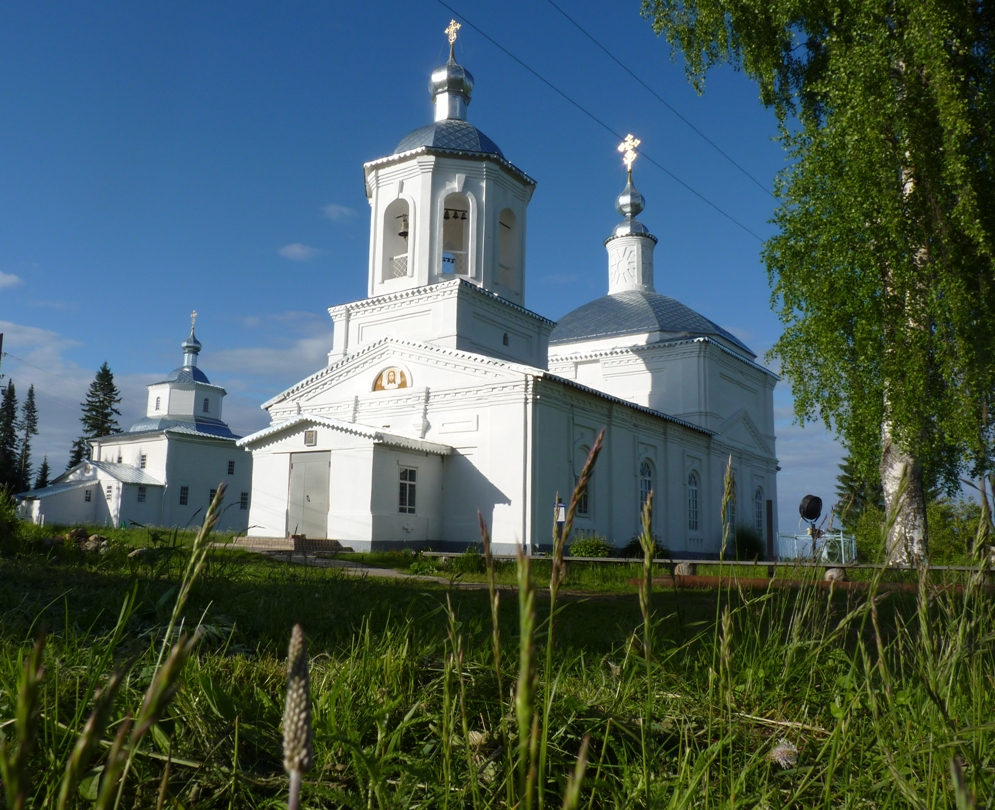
[364,152,533,307]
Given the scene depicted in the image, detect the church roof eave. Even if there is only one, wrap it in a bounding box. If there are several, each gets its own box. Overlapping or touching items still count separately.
[237,413,453,455]
[363,147,536,199]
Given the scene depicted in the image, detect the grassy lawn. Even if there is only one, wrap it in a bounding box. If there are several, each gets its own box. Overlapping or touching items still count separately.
[2,513,993,808]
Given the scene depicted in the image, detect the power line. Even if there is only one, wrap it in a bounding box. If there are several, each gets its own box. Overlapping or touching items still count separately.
[544,0,775,199]
[432,0,765,243]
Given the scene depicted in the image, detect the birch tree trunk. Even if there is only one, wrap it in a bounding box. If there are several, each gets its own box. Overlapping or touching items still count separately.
[880,420,927,563]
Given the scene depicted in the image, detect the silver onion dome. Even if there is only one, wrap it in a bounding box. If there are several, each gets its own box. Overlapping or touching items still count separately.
[430,54,474,122]
[181,326,202,367]
[611,176,651,237]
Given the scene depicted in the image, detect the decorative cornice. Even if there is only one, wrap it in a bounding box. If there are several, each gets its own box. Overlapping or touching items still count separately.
[363,146,536,189]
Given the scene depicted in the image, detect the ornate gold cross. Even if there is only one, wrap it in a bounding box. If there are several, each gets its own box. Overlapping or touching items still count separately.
[618,134,641,173]
[445,19,461,46]
[191,309,198,330]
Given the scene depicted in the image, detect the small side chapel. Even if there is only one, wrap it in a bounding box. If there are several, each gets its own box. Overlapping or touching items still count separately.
[239,24,779,554]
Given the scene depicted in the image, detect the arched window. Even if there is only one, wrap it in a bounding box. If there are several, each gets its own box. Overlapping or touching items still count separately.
[687,472,699,532]
[382,198,410,281]
[155,396,161,411]
[498,208,519,291]
[441,193,470,275]
[639,460,654,511]
[754,486,765,534]
[203,398,210,413]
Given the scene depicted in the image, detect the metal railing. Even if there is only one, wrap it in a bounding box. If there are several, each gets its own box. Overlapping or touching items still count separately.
[776,530,858,564]
[387,253,408,279]
[442,250,468,275]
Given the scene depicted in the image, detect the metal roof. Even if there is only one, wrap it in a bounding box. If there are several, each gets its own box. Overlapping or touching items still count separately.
[15,480,91,500]
[124,416,239,440]
[549,290,755,357]
[394,119,504,158]
[88,461,165,486]
[150,365,213,385]
[238,414,453,455]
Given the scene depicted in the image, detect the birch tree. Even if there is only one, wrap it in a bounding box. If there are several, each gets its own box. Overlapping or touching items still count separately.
[643,0,995,561]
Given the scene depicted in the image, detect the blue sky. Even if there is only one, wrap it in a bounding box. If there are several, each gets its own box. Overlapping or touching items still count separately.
[0,0,843,532]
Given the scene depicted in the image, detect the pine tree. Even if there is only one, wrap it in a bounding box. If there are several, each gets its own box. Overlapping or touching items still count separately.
[835,454,884,530]
[15,384,38,492]
[68,362,122,469]
[34,456,50,489]
[0,381,20,489]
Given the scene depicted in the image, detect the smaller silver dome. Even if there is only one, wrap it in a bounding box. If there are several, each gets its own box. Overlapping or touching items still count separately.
[615,178,645,218]
[431,58,474,102]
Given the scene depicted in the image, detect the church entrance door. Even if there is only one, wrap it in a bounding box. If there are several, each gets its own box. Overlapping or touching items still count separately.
[288,451,330,539]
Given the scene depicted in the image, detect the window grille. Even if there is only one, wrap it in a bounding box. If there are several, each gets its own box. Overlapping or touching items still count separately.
[574,475,589,516]
[140,454,147,469]
[179,486,189,506]
[639,460,654,510]
[155,397,161,410]
[304,430,317,447]
[388,254,408,278]
[398,467,417,514]
[754,487,765,534]
[106,484,113,500]
[209,488,218,504]
[137,486,146,503]
[228,460,235,475]
[85,489,91,503]
[203,398,210,413]
[687,472,699,532]
[240,492,249,511]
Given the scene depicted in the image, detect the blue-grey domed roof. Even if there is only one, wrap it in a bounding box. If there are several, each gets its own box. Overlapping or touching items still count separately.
[550,291,754,356]
[394,119,504,158]
[160,365,211,384]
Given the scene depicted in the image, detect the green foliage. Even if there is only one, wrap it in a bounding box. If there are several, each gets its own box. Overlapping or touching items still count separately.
[0,382,19,490]
[567,531,613,558]
[32,456,49,490]
[836,453,884,530]
[734,525,765,561]
[855,506,887,563]
[14,385,37,494]
[442,547,485,575]
[408,552,438,575]
[926,499,982,565]
[0,487,19,555]
[622,535,669,559]
[643,0,995,501]
[69,362,122,469]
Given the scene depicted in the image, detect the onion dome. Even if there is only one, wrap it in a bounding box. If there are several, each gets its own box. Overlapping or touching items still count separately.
[610,176,651,238]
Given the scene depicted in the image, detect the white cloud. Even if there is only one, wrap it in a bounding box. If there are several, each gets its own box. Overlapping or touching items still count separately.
[278,243,324,261]
[0,271,23,290]
[322,203,357,221]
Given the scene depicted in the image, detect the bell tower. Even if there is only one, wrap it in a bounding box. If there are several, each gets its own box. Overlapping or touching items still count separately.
[362,21,536,307]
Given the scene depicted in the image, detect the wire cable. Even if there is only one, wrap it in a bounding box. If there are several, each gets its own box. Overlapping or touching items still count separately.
[544,0,774,199]
[432,0,765,243]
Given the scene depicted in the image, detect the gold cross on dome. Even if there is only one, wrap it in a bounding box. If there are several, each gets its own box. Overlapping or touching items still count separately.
[445,19,461,46]
[191,310,198,330]
[618,134,641,172]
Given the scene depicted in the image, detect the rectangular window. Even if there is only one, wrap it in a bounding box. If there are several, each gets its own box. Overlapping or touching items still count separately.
[116,454,122,463]
[140,454,147,469]
[84,489,91,502]
[304,430,317,447]
[106,484,113,500]
[209,488,218,504]
[137,486,146,503]
[398,467,417,514]
[240,492,249,511]
[228,460,235,475]
[203,398,210,413]
[179,486,189,506]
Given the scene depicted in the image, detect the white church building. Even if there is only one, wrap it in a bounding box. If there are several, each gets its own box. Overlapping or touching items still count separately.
[239,29,779,555]
[18,324,253,533]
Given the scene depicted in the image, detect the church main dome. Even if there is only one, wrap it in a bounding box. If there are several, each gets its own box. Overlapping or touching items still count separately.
[394,119,504,158]
[549,290,754,356]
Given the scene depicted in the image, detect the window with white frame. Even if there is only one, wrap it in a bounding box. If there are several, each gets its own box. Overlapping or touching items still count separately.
[105,484,113,500]
[240,492,249,511]
[140,454,147,469]
[398,467,417,514]
[639,460,654,512]
[155,396,161,411]
[754,486,765,534]
[687,472,699,532]
[137,486,146,503]
[228,460,235,475]
[203,398,210,413]
[84,489,91,503]
[179,486,189,506]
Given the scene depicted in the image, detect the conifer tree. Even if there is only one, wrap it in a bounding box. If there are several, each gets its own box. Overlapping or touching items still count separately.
[835,454,884,530]
[34,456,50,490]
[68,363,122,469]
[0,381,20,489]
[16,384,38,492]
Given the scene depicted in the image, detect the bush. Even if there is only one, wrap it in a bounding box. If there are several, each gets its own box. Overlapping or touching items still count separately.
[621,535,669,559]
[927,499,981,564]
[854,506,886,563]
[443,547,485,574]
[408,553,438,575]
[568,532,613,558]
[0,487,22,555]
[734,525,765,561]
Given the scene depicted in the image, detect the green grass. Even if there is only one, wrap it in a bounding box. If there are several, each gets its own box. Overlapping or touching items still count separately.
[2,494,995,807]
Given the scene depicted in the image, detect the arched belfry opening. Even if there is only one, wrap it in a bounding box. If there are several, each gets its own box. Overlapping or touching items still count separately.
[441,192,470,276]
[381,198,411,281]
[498,208,519,291]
